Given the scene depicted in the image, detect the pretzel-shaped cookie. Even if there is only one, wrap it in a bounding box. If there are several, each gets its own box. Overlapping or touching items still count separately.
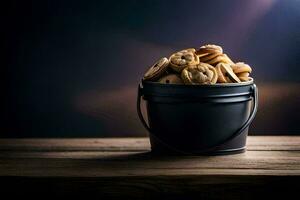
[230,62,252,82]
[169,48,200,72]
[196,44,233,66]
[181,63,218,85]
[143,57,169,81]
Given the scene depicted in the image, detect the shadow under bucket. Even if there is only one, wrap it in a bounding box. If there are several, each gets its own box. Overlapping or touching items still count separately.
[137,78,258,155]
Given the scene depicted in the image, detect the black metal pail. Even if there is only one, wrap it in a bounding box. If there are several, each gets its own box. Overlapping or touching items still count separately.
[137,78,258,155]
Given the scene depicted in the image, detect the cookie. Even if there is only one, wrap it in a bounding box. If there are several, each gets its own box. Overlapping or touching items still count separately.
[143,57,169,81]
[143,45,254,85]
[215,63,228,83]
[200,52,222,62]
[196,44,223,55]
[221,63,241,83]
[206,54,234,66]
[230,62,252,82]
[196,44,233,67]
[169,48,200,72]
[181,63,218,85]
[239,76,251,82]
[159,74,183,84]
[230,62,252,74]
[237,72,250,77]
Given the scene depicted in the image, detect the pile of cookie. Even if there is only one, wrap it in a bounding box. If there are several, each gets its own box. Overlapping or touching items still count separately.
[143,44,252,85]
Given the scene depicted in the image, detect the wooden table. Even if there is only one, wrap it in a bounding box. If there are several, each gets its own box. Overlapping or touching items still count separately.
[0,136,299,199]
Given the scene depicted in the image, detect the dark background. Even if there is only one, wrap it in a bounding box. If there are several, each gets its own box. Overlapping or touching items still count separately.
[2,0,300,137]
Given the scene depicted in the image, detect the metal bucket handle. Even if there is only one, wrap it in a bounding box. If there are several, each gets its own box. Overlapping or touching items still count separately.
[137,82,258,155]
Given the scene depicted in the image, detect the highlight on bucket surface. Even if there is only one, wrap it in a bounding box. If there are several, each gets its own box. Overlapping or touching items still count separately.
[138,44,258,156]
[143,44,253,84]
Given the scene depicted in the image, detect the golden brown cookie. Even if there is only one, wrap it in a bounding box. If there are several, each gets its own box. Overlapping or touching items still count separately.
[196,44,223,55]
[221,63,241,83]
[239,76,251,82]
[230,62,252,82]
[200,52,222,62]
[195,44,233,67]
[215,63,228,83]
[169,48,200,72]
[143,57,169,81]
[159,74,183,84]
[230,62,252,74]
[181,63,218,85]
[237,72,250,77]
[206,54,233,66]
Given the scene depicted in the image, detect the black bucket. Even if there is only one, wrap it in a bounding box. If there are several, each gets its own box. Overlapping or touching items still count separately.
[137,78,258,155]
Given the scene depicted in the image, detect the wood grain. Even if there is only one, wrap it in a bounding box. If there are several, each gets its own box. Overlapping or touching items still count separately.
[0,136,299,151]
[0,136,299,199]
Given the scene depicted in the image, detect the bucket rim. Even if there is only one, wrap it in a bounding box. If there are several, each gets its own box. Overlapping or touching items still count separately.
[142,78,254,88]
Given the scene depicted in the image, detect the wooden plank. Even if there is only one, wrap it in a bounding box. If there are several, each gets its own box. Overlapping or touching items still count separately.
[1,161,299,177]
[0,136,299,151]
[0,150,299,177]
[0,138,150,152]
[0,149,299,159]
[1,176,299,199]
[247,136,300,150]
[0,137,299,199]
